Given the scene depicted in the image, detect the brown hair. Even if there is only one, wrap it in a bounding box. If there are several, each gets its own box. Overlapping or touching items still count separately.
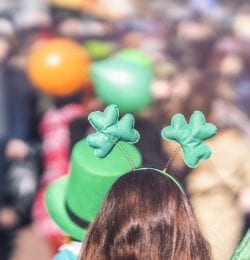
[80,169,210,260]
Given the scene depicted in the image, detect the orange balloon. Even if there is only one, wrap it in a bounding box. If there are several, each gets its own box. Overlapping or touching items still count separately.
[28,38,90,96]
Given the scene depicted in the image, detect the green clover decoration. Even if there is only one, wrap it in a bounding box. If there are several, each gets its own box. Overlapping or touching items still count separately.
[161,111,217,168]
[87,104,140,158]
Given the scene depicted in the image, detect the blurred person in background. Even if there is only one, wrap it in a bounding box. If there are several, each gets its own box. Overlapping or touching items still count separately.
[0,14,43,260]
[0,0,49,31]
[48,0,136,42]
[182,77,250,259]
[171,15,217,70]
[208,26,250,136]
[49,5,113,41]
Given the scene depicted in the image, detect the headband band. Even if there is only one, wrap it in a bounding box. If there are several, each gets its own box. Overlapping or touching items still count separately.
[134,168,185,194]
[87,105,217,195]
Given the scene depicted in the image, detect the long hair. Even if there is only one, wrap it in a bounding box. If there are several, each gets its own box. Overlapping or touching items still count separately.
[80,169,210,260]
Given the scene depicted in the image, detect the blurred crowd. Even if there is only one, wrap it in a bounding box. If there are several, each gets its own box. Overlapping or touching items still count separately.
[0,0,250,259]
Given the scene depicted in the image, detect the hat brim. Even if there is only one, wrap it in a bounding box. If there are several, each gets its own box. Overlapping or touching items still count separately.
[45,176,87,241]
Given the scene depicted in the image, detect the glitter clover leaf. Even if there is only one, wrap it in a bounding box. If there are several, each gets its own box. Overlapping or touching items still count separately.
[161,111,217,168]
[87,104,140,158]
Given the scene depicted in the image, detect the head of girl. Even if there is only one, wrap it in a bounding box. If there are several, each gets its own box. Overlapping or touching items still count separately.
[80,169,210,260]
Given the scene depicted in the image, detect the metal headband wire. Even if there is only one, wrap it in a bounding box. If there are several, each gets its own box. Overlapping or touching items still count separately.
[163,145,181,172]
[116,143,184,193]
[117,142,136,170]
[134,167,185,194]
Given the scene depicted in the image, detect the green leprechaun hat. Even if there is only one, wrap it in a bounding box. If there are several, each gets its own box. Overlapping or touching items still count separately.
[45,104,142,241]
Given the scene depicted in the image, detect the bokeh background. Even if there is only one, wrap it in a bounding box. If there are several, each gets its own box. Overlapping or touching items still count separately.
[0,0,250,259]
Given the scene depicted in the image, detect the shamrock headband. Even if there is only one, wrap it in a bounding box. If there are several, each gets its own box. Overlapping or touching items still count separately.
[87,104,140,169]
[87,105,217,192]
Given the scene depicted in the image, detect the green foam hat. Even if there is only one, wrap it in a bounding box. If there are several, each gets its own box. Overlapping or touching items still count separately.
[45,105,142,241]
